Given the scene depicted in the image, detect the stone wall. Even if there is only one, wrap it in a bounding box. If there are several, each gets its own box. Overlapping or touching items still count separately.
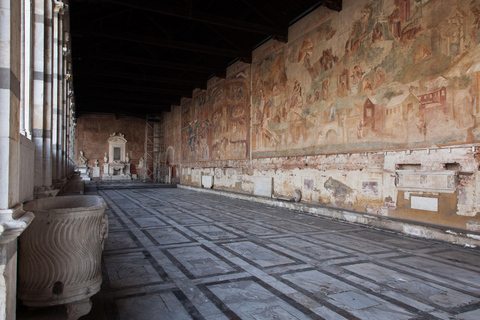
[169,0,480,231]
[75,114,146,178]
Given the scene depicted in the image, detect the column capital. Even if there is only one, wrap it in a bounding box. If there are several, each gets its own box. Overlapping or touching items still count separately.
[0,204,35,244]
[54,1,65,14]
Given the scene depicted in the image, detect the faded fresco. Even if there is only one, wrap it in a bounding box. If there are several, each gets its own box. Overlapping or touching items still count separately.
[181,68,250,161]
[252,0,480,157]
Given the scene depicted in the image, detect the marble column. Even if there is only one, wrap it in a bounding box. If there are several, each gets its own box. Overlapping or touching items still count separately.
[51,2,58,182]
[42,0,53,188]
[0,0,35,318]
[56,10,64,181]
[32,0,45,191]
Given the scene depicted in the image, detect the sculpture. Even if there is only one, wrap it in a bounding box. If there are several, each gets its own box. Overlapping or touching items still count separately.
[138,157,144,169]
[94,159,99,167]
[126,153,130,163]
[104,152,108,163]
[78,151,88,167]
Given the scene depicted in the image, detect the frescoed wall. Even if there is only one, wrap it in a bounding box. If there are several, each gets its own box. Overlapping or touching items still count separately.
[251,0,480,157]
[170,0,480,233]
[181,64,250,161]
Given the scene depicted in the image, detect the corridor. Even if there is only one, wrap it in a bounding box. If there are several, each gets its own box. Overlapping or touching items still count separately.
[87,187,480,319]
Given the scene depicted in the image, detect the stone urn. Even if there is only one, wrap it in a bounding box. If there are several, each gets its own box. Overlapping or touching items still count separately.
[18,195,108,320]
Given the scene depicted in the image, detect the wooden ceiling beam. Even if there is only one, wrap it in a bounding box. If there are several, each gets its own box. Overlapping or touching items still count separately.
[82,82,193,98]
[103,0,286,39]
[76,71,206,89]
[93,32,251,61]
[85,54,226,77]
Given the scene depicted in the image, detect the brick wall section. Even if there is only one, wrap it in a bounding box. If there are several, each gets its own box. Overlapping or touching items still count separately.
[75,114,146,177]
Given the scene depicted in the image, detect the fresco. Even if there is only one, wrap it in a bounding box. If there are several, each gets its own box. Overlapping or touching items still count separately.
[251,0,480,157]
[181,68,250,161]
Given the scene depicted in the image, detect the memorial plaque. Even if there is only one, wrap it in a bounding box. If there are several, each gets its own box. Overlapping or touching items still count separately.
[397,170,456,193]
[411,196,438,212]
[202,175,214,188]
[92,167,100,178]
[254,177,273,197]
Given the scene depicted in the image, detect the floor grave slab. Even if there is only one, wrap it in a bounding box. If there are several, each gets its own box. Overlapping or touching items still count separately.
[108,217,126,231]
[228,221,279,236]
[168,214,209,225]
[104,251,166,289]
[312,233,389,253]
[104,231,140,251]
[291,215,356,230]
[263,220,320,233]
[195,211,241,222]
[165,245,239,279]
[122,208,152,217]
[203,279,315,320]
[59,187,480,320]
[115,290,196,320]
[348,230,437,250]
[131,217,168,229]
[222,241,297,268]
[188,225,241,241]
[343,262,479,308]
[269,237,347,260]
[143,227,196,246]
[281,270,414,320]
[429,249,480,267]
[392,256,480,286]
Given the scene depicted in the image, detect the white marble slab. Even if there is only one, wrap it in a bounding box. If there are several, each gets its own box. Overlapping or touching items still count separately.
[411,196,438,212]
[202,175,214,189]
[254,177,273,198]
[92,167,100,178]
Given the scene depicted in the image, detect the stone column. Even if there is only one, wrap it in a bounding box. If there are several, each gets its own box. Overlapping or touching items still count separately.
[32,0,45,191]
[56,9,64,180]
[42,0,53,187]
[0,0,35,318]
[51,2,59,182]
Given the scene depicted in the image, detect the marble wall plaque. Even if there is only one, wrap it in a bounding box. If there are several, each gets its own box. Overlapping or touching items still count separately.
[254,177,273,198]
[397,170,456,193]
[92,167,100,178]
[411,196,438,212]
[202,175,214,189]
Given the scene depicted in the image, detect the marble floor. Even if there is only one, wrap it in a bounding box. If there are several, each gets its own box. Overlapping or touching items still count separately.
[20,187,480,319]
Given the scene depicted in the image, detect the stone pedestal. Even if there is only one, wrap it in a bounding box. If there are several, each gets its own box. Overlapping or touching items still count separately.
[77,167,91,181]
[91,167,100,178]
[102,162,131,181]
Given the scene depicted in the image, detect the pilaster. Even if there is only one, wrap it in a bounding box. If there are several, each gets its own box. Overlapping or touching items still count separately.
[0,1,36,319]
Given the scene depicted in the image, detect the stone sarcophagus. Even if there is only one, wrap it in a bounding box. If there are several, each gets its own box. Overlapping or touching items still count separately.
[18,195,108,319]
[396,170,457,193]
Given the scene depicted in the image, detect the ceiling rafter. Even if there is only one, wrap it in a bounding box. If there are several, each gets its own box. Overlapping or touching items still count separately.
[92,32,251,61]
[83,82,193,98]
[76,71,206,89]
[85,54,226,77]
[70,0,342,117]
[103,0,288,40]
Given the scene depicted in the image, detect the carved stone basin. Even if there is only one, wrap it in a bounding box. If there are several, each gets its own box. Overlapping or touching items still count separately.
[18,195,108,319]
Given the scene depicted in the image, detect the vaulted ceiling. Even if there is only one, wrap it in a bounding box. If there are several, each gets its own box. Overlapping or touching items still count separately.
[70,0,342,118]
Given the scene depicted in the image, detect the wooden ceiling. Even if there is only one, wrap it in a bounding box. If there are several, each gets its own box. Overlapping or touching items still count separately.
[70,0,342,118]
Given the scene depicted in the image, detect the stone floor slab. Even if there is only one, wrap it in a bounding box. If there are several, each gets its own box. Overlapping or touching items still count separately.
[20,187,480,320]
